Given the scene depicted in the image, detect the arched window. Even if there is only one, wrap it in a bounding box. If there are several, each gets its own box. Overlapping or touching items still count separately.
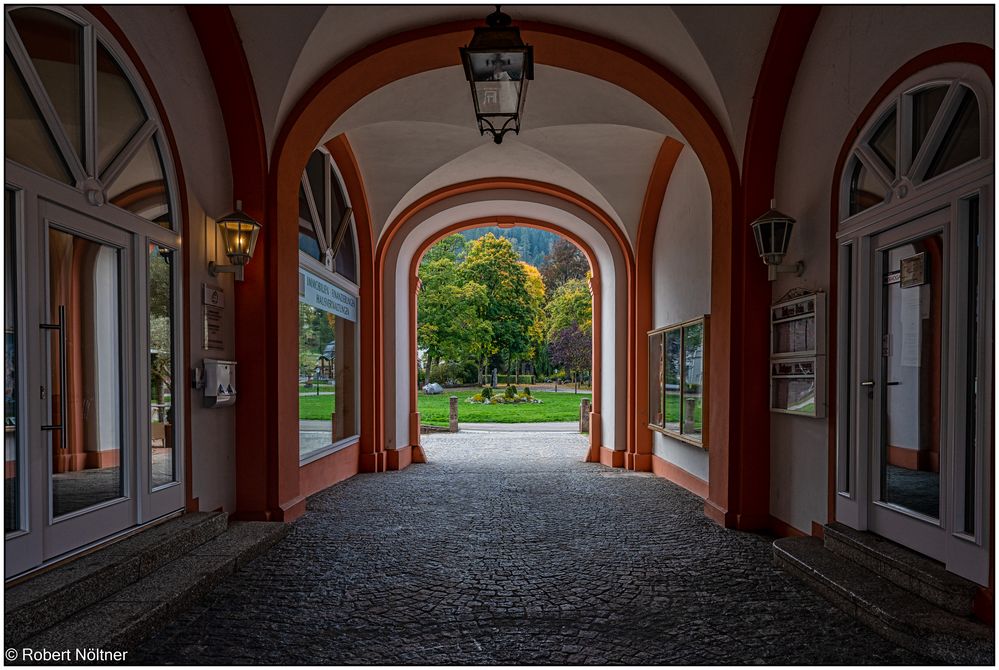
[843,78,986,219]
[297,149,359,463]
[5,6,176,227]
[4,6,183,577]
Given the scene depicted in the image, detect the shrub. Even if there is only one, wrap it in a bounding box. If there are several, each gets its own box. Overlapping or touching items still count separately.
[469,393,484,403]
[481,386,493,399]
[522,386,531,397]
[505,384,517,399]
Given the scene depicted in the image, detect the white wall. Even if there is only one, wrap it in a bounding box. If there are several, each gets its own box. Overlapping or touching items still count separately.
[106,7,237,513]
[770,4,993,533]
[650,146,712,481]
[381,191,629,453]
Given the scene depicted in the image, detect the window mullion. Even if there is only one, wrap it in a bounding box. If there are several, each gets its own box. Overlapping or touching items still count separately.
[856,145,894,190]
[82,25,97,178]
[301,172,328,253]
[679,327,686,436]
[909,82,963,181]
[324,156,333,253]
[4,14,87,185]
[98,118,156,187]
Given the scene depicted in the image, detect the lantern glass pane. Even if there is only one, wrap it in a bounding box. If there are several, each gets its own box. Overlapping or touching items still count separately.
[472,79,523,116]
[467,51,526,81]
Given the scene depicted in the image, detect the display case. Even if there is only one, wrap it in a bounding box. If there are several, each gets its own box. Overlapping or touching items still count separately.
[770,291,826,417]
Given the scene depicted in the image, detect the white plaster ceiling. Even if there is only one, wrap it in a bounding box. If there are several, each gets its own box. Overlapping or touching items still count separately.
[227,5,779,250]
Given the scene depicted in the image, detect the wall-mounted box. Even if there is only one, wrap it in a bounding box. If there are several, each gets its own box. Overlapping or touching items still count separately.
[197,358,237,408]
[770,292,825,417]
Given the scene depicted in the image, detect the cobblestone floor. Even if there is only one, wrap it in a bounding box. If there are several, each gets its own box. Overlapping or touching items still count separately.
[132,432,926,664]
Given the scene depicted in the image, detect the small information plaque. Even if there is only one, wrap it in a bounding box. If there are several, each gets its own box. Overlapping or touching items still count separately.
[202,284,224,350]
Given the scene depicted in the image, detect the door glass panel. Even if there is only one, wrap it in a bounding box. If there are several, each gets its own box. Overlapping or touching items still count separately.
[9,8,84,161]
[148,244,175,488]
[911,85,947,160]
[96,42,146,174]
[105,136,171,227]
[880,234,943,519]
[5,190,21,533]
[5,52,72,184]
[869,107,897,175]
[926,88,980,179]
[48,228,123,517]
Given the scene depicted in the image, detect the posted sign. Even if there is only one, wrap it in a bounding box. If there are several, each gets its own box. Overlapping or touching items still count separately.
[299,268,357,321]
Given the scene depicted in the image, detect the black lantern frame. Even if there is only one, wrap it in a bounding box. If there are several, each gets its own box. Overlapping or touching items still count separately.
[209,200,261,281]
[750,200,804,280]
[459,6,534,144]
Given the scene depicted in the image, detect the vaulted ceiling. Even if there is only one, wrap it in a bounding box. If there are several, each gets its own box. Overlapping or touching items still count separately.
[227,5,781,244]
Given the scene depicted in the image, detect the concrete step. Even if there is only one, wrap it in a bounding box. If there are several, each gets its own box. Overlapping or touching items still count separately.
[12,521,290,658]
[774,536,993,665]
[823,522,978,616]
[4,511,228,647]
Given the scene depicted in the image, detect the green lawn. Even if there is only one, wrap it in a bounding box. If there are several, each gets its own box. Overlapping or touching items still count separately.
[300,388,593,424]
[416,389,591,426]
[300,393,336,419]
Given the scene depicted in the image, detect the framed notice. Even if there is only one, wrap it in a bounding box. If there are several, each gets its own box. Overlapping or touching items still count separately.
[202,284,224,350]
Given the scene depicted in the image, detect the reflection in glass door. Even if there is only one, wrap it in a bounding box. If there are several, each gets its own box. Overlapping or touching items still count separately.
[46,228,125,518]
[877,234,944,519]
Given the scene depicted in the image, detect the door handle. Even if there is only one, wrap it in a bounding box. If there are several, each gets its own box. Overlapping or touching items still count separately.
[40,305,68,450]
[860,380,875,387]
[886,381,900,386]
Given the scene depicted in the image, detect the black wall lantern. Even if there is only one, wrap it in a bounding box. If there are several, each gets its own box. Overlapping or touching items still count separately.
[750,199,805,281]
[460,5,534,144]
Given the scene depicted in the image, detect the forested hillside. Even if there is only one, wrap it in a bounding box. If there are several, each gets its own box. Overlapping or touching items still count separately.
[460,226,557,267]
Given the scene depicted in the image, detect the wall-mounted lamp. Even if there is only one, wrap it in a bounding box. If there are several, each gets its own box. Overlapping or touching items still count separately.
[459,5,534,144]
[209,200,261,281]
[750,199,804,281]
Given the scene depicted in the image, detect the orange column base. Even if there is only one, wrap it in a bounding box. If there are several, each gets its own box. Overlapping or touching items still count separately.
[625,452,652,472]
[412,444,427,463]
[386,445,413,471]
[599,446,624,468]
[360,450,387,473]
[585,412,601,462]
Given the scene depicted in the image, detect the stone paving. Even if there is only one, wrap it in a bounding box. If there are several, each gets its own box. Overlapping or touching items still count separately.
[131,432,926,664]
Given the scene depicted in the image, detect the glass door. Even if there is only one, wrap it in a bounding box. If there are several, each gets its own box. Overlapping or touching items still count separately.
[38,199,137,559]
[866,210,947,560]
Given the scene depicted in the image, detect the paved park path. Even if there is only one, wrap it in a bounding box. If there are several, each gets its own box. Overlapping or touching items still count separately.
[131,432,924,664]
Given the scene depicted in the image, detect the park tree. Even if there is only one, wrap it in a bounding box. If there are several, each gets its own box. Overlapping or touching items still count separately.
[421,233,466,265]
[548,323,592,382]
[545,277,592,339]
[417,257,492,371]
[460,234,534,378]
[540,237,589,295]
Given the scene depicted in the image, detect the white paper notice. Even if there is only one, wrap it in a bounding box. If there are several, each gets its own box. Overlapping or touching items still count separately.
[900,287,921,367]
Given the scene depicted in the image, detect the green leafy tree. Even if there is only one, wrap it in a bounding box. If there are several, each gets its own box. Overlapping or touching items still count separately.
[417,257,492,370]
[460,234,534,378]
[545,277,592,339]
[422,233,466,265]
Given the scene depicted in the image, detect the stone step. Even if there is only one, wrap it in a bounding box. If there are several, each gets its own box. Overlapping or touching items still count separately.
[13,521,290,659]
[823,522,978,616]
[773,536,993,665]
[4,511,228,646]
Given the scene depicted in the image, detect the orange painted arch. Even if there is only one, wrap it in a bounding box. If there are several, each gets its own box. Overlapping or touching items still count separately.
[269,19,740,518]
[407,216,605,462]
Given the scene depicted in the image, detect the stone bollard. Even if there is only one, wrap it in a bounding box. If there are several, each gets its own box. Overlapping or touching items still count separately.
[449,395,459,433]
[579,398,591,434]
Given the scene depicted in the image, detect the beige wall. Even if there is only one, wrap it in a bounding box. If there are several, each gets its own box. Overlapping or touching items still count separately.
[770,4,994,533]
[108,6,238,513]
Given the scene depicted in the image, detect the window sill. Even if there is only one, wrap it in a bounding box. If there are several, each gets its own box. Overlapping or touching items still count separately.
[299,435,359,467]
[647,424,707,450]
